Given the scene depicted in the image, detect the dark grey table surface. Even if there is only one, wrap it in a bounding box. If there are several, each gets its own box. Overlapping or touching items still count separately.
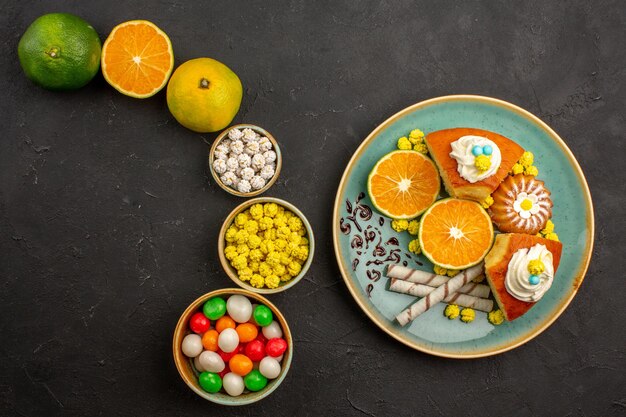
[1,1,624,416]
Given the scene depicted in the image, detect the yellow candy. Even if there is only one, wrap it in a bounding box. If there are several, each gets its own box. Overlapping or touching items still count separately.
[258,262,272,277]
[413,143,428,154]
[295,246,309,262]
[511,163,524,175]
[264,228,277,241]
[234,230,249,244]
[280,274,291,282]
[249,203,264,220]
[460,308,475,323]
[284,211,294,220]
[272,264,286,277]
[263,203,279,218]
[288,216,303,232]
[541,219,555,235]
[407,220,420,236]
[249,261,260,273]
[244,220,259,235]
[446,269,460,277]
[234,212,249,228]
[236,244,249,256]
[280,252,292,265]
[238,268,253,282]
[488,309,505,325]
[408,239,421,254]
[224,246,238,261]
[397,136,412,150]
[276,226,291,240]
[474,154,491,172]
[231,255,248,271]
[300,237,309,246]
[259,240,274,255]
[519,151,534,167]
[481,195,494,209]
[524,165,539,176]
[433,265,447,276]
[258,217,274,231]
[444,304,460,320]
[391,219,409,232]
[287,261,301,277]
[266,251,281,267]
[409,129,425,140]
[247,234,261,249]
[250,274,264,288]
[225,226,238,243]
[265,274,280,289]
[545,232,559,242]
[274,239,288,251]
[249,249,263,263]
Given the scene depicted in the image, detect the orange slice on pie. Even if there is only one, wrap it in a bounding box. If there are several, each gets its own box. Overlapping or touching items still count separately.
[101,20,174,98]
[418,198,494,269]
[367,150,440,220]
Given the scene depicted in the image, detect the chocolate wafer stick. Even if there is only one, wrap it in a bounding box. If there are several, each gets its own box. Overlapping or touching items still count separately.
[386,265,490,298]
[388,279,493,313]
[395,263,484,326]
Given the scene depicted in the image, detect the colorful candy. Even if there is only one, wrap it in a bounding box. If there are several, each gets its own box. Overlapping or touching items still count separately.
[253,305,273,327]
[203,297,227,320]
[226,295,253,323]
[223,372,245,396]
[259,356,281,379]
[181,294,287,397]
[265,338,287,357]
[181,334,203,357]
[218,328,239,353]
[244,370,268,392]
[199,351,225,373]
[198,372,222,393]
[189,312,211,334]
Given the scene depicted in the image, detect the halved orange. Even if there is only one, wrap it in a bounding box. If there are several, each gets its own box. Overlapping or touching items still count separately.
[418,198,494,269]
[367,150,440,219]
[101,20,174,98]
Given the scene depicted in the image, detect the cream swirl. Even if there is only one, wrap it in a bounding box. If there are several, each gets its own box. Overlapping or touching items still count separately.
[505,244,554,302]
[449,135,501,183]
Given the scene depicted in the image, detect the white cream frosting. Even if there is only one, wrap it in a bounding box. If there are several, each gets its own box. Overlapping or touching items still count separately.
[505,244,554,302]
[449,135,501,183]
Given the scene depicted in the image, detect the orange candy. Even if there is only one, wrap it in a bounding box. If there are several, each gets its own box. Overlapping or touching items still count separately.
[201,329,219,351]
[229,354,253,376]
[215,316,236,333]
[235,323,258,343]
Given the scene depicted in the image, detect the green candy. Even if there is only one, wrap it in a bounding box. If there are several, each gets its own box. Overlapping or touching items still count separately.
[198,372,222,393]
[253,305,273,327]
[203,297,226,320]
[244,370,268,392]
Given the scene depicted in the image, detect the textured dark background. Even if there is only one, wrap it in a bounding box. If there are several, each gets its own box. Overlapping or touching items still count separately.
[1,1,624,416]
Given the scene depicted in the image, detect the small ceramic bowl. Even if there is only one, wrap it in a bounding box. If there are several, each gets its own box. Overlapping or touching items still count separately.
[173,288,293,405]
[218,197,315,294]
[208,124,283,197]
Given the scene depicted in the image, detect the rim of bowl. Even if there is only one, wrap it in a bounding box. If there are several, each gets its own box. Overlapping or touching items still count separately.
[172,288,293,406]
[208,124,283,197]
[218,197,315,294]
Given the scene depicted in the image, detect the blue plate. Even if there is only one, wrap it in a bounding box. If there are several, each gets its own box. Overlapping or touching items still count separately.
[332,95,594,358]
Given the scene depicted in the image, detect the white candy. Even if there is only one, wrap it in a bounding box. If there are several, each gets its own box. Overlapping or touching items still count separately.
[241,168,255,181]
[215,144,229,155]
[193,356,205,372]
[214,150,228,161]
[250,175,266,190]
[227,295,253,323]
[244,140,260,156]
[237,179,251,194]
[260,164,275,180]
[218,328,239,353]
[258,137,272,152]
[275,354,283,362]
[220,171,237,187]
[251,154,265,171]
[228,128,243,141]
[181,334,203,358]
[230,140,244,155]
[198,351,225,373]
[220,138,232,148]
[226,157,239,171]
[213,159,227,174]
[262,320,283,339]
[259,357,281,379]
[237,153,251,168]
[223,373,245,397]
[263,150,277,164]
[242,128,257,142]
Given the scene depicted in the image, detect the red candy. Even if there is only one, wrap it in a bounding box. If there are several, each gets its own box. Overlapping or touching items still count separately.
[189,312,210,334]
[255,333,267,344]
[244,339,265,362]
[266,338,287,357]
[218,364,230,379]
[218,348,238,362]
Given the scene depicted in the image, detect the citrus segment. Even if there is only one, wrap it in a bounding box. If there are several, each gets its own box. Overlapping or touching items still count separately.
[367,150,440,219]
[101,20,174,98]
[418,198,494,269]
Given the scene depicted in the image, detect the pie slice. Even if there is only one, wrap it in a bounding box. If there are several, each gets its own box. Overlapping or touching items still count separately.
[425,128,524,203]
[484,233,563,321]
